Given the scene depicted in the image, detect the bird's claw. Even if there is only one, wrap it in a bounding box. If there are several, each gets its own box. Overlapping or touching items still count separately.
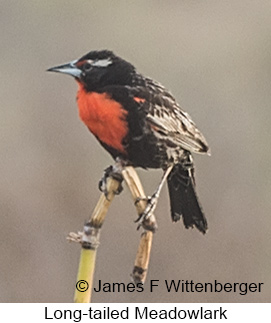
[134,196,151,208]
[98,166,111,199]
[99,165,123,199]
[134,194,158,229]
[113,183,123,195]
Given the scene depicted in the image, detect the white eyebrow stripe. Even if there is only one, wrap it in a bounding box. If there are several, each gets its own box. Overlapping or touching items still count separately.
[91,58,113,67]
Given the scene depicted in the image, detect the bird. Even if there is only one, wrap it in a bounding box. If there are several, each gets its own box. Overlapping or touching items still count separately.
[47,50,210,233]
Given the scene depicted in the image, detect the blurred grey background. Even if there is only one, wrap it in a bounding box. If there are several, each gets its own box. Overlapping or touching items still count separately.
[1,1,270,302]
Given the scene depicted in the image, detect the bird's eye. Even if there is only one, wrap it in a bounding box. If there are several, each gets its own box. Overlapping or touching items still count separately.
[83,62,92,71]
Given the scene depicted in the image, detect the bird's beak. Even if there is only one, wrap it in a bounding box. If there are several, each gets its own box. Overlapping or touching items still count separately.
[47,60,81,78]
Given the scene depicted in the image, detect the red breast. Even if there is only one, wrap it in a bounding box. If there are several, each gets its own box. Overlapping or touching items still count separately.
[76,83,128,154]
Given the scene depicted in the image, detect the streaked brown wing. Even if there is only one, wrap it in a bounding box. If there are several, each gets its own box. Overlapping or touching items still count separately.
[130,79,209,154]
[146,98,209,154]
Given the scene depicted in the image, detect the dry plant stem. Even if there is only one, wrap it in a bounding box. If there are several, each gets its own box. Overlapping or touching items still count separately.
[132,231,153,284]
[74,176,121,303]
[122,166,157,284]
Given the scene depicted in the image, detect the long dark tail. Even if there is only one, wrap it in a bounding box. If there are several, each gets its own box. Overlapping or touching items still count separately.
[167,162,207,234]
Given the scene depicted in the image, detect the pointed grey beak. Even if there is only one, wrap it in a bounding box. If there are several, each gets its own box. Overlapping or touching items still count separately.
[47,61,81,78]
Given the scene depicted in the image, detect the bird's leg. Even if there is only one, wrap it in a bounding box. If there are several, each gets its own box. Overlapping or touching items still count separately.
[99,158,125,198]
[135,164,174,226]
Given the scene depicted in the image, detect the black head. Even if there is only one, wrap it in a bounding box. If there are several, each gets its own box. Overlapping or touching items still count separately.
[47,50,136,91]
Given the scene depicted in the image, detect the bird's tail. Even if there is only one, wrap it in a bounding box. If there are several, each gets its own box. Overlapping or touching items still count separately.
[167,162,207,234]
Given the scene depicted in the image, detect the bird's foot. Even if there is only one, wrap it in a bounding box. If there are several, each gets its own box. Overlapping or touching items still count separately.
[99,165,123,199]
[135,193,159,230]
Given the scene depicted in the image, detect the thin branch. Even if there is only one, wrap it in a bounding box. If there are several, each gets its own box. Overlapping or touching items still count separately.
[71,175,122,303]
[68,164,157,302]
[122,166,157,283]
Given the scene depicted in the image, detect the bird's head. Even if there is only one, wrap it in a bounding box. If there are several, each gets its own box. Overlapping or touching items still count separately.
[47,50,135,91]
